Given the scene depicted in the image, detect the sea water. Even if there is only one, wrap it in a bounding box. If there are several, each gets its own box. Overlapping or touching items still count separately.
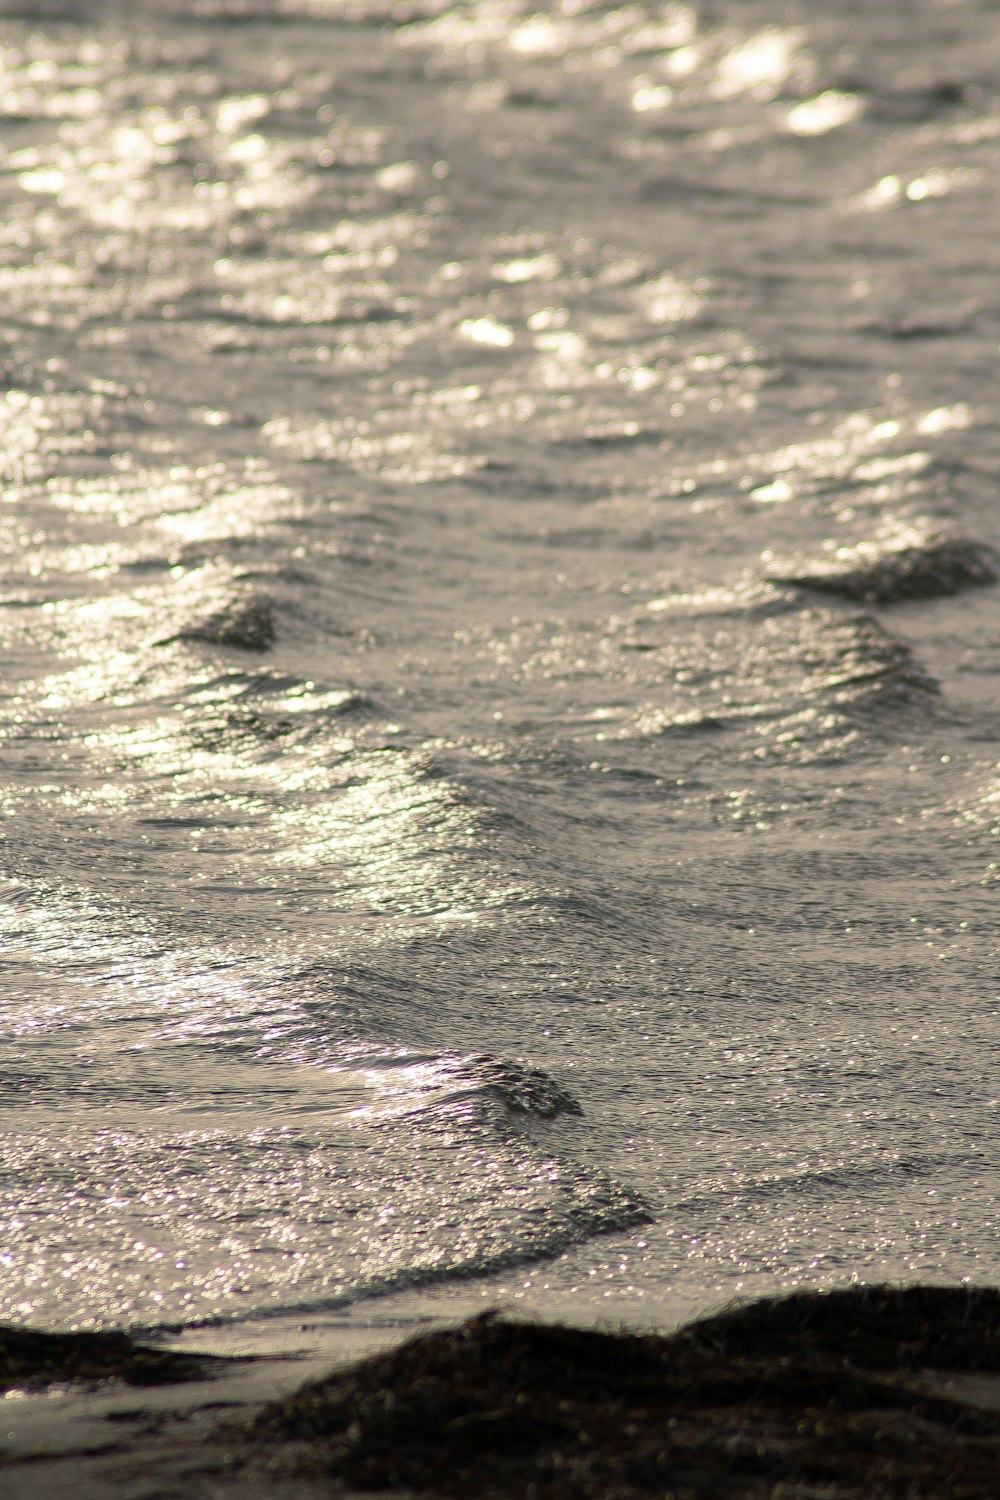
[1,0,998,1334]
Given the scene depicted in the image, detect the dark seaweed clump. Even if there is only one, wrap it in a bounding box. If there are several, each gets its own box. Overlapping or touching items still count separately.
[773,537,999,605]
[244,1285,1000,1498]
[673,1283,1000,1371]
[0,1324,231,1391]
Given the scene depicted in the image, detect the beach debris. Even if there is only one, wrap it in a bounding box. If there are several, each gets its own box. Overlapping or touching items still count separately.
[0,1325,235,1391]
[242,1285,1000,1497]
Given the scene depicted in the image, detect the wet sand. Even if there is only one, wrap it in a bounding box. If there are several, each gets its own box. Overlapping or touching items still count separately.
[3,1285,999,1498]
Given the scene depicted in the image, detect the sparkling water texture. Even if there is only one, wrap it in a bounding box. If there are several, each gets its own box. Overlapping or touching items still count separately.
[1,0,998,1331]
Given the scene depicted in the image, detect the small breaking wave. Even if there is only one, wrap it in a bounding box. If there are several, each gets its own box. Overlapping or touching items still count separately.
[449,1055,584,1122]
[352,1052,585,1128]
[768,537,999,606]
[165,593,277,651]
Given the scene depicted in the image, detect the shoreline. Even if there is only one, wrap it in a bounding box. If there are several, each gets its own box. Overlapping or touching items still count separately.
[3,1283,1000,1498]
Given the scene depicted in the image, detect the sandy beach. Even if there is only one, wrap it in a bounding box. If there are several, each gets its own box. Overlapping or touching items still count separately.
[3,1285,1000,1498]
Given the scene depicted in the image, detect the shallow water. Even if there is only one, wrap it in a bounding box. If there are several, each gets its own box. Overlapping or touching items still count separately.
[1,0,998,1332]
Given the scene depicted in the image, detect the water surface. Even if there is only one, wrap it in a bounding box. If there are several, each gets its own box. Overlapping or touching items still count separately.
[1,0,998,1331]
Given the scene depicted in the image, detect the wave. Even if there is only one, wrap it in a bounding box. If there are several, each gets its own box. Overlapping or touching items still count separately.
[768,537,999,606]
[0,1060,648,1333]
[160,592,277,651]
[426,1054,584,1123]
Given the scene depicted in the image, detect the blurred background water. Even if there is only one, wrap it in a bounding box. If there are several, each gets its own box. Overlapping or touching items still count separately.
[0,0,998,1334]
